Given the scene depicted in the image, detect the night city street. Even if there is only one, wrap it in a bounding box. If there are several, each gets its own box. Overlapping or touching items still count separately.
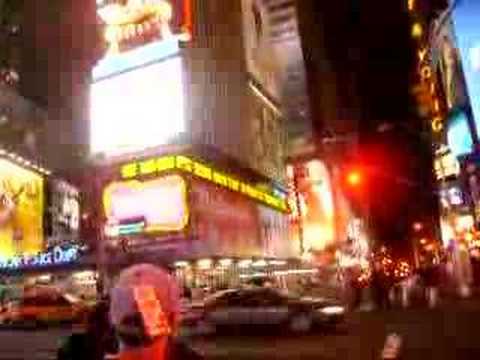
[3,297,480,360]
[2,0,480,359]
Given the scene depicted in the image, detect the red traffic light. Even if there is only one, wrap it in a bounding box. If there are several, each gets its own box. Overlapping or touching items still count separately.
[346,170,363,186]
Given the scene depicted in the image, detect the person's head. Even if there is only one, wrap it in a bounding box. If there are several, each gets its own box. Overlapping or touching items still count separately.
[110,264,180,353]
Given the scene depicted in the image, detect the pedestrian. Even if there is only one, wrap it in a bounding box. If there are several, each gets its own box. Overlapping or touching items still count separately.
[371,261,391,310]
[110,263,204,360]
[422,264,440,308]
[56,296,118,360]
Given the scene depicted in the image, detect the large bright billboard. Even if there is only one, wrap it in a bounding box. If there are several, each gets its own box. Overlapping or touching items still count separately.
[90,56,185,155]
[0,159,44,258]
[103,174,189,237]
[96,0,192,56]
[452,0,480,133]
[91,0,191,156]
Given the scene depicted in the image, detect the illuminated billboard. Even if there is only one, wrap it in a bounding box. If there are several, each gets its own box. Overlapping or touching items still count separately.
[103,174,189,236]
[91,0,191,156]
[0,159,44,258]
[287,160,336,253]
[47,180,81,246]
[90,55,185,155]
[96,0,192,56]
[120,154,289,212]
[447,110,473,158]
[452,0,480,133]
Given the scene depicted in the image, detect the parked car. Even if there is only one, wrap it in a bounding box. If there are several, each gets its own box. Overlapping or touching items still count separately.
[0,292,89,326]
[186,288,345,333]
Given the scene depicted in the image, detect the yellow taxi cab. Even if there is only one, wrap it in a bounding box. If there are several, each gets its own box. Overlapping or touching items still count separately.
[1,291,88,326]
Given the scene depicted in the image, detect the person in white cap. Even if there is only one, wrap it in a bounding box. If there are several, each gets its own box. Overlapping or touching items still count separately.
[110,263,203,360]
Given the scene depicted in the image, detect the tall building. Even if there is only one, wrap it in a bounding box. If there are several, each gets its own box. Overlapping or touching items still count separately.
[289,0,446,260]
[0,0,297,293]
[0,0,48,162]
[82,0,297,287]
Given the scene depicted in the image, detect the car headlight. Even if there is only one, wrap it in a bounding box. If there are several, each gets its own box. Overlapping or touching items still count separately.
[319,306,345,315]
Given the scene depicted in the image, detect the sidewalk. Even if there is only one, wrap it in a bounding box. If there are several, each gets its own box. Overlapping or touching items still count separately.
[345,295,480,360]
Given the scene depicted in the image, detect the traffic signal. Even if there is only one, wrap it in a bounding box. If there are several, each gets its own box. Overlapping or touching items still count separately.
[346,169,363,187]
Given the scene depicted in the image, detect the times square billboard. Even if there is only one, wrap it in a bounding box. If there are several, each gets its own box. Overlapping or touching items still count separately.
[0,157,84,271]
[91,0,192,156]
[451,0,480,137]
[97,154,292,263]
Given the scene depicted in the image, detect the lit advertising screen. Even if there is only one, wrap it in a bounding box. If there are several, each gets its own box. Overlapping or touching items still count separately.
[103,174,189,237]
[447,110,473,158]
[90,56,185,155]
[47,180,81,246]
[0,159,44,258]
[96,0,192,56]
[287,160,336,253]
[91,0,191,156]
[452,0,480,133]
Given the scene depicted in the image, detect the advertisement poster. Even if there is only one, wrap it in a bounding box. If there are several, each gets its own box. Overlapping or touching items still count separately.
[452,0,480,132]
[241,0,280,99]
[189,178,262,258]
[96,0,192,57]
[91,0,191,156]
[90,56,185,155]
[0,159,44,258]
[287,160,337,253]
[103,174,189,237]
[436,19,469,112]
[47,180,80,247]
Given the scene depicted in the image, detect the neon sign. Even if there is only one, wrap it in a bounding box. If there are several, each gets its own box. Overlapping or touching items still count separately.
[0,245,80,270]
[418,47,444,132]
[120,155,289,212]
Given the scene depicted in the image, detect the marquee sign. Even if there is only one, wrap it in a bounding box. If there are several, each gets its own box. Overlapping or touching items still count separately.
[120,155,289,212]
[418,47,444,133]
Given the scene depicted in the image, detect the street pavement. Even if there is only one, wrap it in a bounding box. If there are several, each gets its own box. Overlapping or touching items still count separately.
[2,297,480,359]
[0,327,68,360]
[191,297,480,360]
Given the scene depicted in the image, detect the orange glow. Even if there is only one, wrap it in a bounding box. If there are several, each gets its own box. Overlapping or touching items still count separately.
[347,170,362,186]
[411,23,423,38]
[465,232,474,242]
[420,238,428,245]
[408,0,415,11]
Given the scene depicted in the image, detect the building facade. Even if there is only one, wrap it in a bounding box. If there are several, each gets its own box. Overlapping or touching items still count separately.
[84,0,296,290]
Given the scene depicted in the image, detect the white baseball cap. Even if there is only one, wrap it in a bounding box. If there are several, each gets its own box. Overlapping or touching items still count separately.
[110,263,180,343]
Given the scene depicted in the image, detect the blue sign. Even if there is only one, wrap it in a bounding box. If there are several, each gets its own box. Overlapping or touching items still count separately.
[92,37,180,81]
[447,110,474,158]
[452,0,480,134]
[0,245,81,270]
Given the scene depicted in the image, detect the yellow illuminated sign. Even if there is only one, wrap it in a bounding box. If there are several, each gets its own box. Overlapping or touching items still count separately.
[418,47,444,133]
[0,159,44,258]
[103,174,189,235]
[120,155,288,212]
